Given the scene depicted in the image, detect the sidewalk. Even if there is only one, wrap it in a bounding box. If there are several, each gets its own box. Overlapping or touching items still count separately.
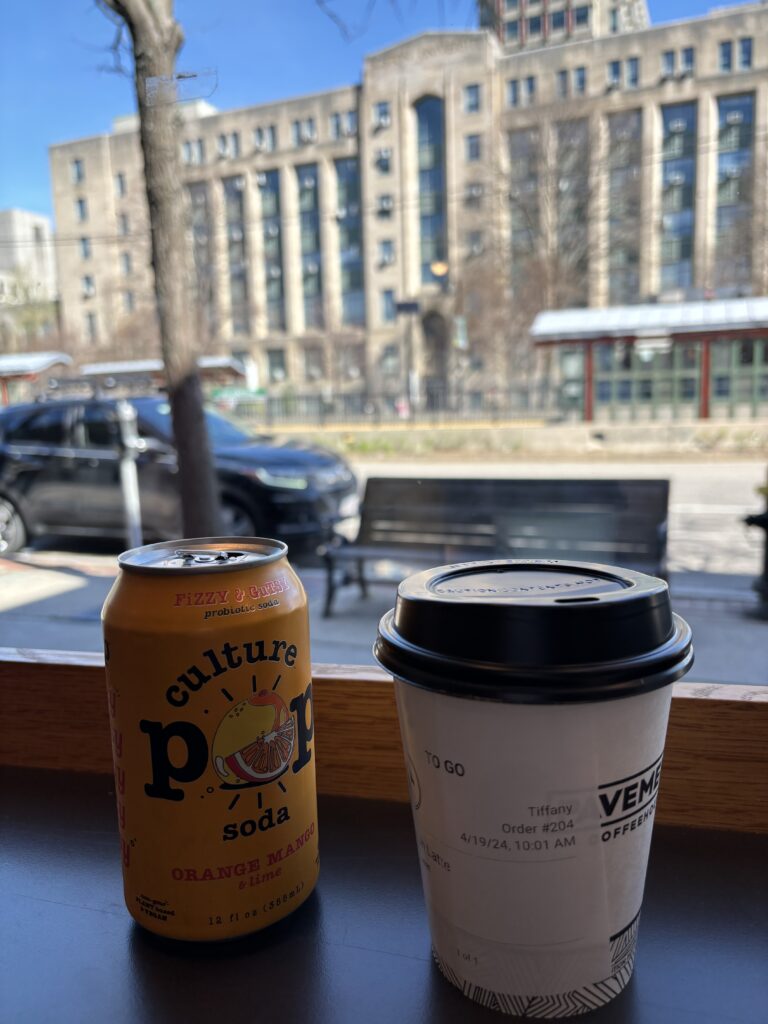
[0,551,765,686]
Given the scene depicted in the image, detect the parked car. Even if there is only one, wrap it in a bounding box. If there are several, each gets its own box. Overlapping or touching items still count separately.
[0,395,359,553]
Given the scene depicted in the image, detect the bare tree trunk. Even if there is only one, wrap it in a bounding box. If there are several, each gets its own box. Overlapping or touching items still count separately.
[100,0,220,537]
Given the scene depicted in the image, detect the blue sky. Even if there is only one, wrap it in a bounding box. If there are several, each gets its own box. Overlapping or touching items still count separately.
[0,1,732,218]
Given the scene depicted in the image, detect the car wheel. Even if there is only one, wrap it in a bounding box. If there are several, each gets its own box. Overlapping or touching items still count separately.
[220,497,262,539]
[0,498,26,554]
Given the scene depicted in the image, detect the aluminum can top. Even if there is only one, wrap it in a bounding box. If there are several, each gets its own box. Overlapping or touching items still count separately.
[117,536,288,575]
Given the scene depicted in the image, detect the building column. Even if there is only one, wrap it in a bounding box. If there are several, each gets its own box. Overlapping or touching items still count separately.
[589,111,609,307]
[694,89,717,293]
[208,177,230,342]
[639,100,660,300]
[320,156,341,333]
[280,165,303,338]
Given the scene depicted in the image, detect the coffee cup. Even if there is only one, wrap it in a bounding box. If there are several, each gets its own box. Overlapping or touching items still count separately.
[374,560,693,1018]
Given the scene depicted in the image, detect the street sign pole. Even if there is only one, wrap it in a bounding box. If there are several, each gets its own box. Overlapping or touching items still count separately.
[116,400,143,550]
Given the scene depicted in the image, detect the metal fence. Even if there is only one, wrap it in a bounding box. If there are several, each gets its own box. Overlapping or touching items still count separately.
[216,383,566,428]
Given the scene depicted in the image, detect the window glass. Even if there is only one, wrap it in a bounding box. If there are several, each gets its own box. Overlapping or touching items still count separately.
[719,40,732,72]
[527,15,542,35]
[381,289,396,322]
[8,406,68,445]
[574,6,589,27]
[464,84,481,113]
[739,38,752,69]
[81,406,119,447]
[505,19,519,41]
[465,134,482,161]
[551,10,565,31]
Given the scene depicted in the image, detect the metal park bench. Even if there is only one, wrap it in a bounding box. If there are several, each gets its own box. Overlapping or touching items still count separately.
[320,477,669,617]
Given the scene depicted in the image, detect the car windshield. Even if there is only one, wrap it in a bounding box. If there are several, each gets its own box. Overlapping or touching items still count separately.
[136,401,253,447]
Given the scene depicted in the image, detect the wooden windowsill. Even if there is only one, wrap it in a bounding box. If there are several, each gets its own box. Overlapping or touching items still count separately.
[1,647,766,834]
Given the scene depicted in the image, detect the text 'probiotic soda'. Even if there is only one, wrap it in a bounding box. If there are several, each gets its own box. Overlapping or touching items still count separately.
[102,538,318,941]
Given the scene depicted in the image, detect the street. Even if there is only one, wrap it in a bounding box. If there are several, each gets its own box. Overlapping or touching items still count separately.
[0,458,765,685]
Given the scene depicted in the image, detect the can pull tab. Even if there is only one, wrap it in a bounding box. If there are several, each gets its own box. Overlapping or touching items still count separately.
[173,549,246,566]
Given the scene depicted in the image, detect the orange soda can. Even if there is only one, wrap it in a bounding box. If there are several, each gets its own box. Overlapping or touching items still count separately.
[102,537,318,941]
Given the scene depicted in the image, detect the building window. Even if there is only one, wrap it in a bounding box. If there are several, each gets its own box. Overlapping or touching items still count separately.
[258,169,285,330]
[223,176,250,334]
[574,67,587,95]
[303,346,325,382]
[467,229,484,256]
[607,61,621,88]
[550,10,566,32]
[84,311,98,342]
[739,38,752,70]
[719,41,733,72]
[465,134,482,162]
[80,237,91,260]
[346,110,358,136]
[182,139,205,165]
[557,69,569,99]
[661,102,697,294]
[662,50,676,77]
[464,84,481,113]
[123,290,135,314]
[608,110,642,304]
[415,95,447,285]
[75,198,88,223]
[505,0,518,9]
[254,125,277,152]
[81,275,95,298]
[715,93,755,293]
[374,101,391,129]
[525,76,536,104]
[71,159,84,184]
[381,289,396,323]
[118,213,129,236]
[336,157,365,327]
[574,6,589,27]
[216,132,240,158]
[187,181,215,331]
[378,239,395,266]
[115,172,126,197]
[376,147,392,173]
[609,7,618,33]
[293,118,316,146]
[505,19,519,42]
[626,57,640,89]
[330,112,342,140]
[298,164,323,329]
[377,194,394,217]
[681,47,695,74]
[507,79,519,107]
[528,15,542,35]
[121,252,132,276]
[267,349,287,383]
[555,119,590,306]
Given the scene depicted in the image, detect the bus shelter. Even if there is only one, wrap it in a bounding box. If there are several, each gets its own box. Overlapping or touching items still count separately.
[531,298,768,422]
[0,352,73,406]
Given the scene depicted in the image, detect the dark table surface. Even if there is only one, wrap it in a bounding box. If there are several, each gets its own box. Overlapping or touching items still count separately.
[2,767,767,1024]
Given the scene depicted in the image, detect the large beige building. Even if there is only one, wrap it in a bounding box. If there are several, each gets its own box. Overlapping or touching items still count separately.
[49,2,767,413]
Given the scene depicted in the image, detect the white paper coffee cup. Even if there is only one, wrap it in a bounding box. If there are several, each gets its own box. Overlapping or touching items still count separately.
[375,560,693,1018]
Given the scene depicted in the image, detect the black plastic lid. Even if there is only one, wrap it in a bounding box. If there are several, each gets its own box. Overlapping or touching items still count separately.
[374,559,693,704]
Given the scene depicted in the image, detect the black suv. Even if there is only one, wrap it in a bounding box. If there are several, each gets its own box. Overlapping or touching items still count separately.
[0,396,358,553]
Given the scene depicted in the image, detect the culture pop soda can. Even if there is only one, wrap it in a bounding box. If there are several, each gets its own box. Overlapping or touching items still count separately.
[102,537,318,941]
